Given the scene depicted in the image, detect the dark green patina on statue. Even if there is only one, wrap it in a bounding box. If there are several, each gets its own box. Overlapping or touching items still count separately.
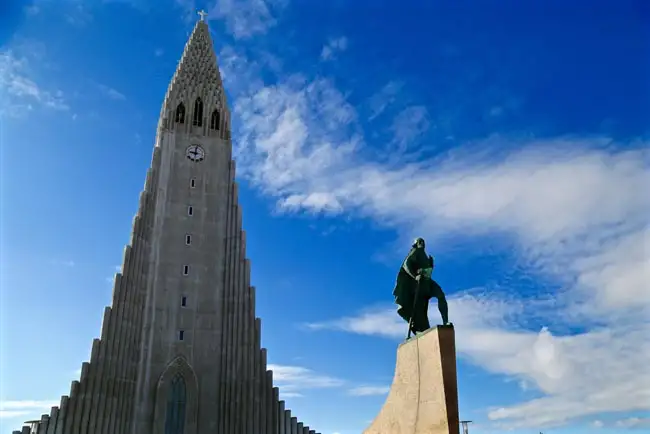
[393,237,450,338]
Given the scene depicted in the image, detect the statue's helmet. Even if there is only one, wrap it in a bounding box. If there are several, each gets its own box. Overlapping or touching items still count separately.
[412,237,425,248]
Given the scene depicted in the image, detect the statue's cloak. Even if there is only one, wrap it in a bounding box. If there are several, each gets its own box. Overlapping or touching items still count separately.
[393,246,430,322]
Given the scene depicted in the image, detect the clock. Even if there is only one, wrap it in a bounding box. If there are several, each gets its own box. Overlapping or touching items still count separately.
[186,145,205,162]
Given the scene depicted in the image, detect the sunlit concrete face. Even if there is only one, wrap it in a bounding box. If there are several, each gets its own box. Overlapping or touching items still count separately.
[364,326,460,434]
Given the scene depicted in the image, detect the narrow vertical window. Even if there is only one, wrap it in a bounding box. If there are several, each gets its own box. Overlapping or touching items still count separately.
[178,330,185,341]
[181,296,187,307]
[175,102,185,124]
[185,234,191,245]
[210,109,220,130]
[165,373,187,434]
[192,97,203,127]
[190,178,196,188]
[187,206,193,216]
[183,265,189,275]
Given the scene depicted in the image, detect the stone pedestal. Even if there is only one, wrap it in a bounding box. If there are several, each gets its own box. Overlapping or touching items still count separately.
[363,325,459,434]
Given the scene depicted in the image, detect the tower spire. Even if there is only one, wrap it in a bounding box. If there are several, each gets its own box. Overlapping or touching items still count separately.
[158,17,228,137]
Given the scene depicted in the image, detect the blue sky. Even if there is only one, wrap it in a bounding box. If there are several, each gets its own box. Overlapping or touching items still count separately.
[1,0,649,433]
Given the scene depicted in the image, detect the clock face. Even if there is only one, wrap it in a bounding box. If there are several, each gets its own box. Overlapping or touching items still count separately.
[186,145,205,162]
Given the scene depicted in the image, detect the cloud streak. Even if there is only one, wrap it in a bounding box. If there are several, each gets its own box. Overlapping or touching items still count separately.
[268,364,345,399]
[367,81,404,120]
[347,386,390,397]
[98,84,126,101]
[0,400,58,419]
[0,51,69,114]
[208,0,284,39]
[321,37,348,61]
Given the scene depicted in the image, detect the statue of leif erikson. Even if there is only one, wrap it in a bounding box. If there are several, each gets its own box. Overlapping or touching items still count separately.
[393,237,452,339]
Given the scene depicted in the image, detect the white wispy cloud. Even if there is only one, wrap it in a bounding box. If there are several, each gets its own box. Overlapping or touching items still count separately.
[221,44,650,429]
[268,364,345,398]
[347,386,389,396]
[590,417,650,430]
[0,51,69,114]
[25,5,40,15]
[174,0,197,23]
[389,105,430,157]
[367,80,403,120]
[98,83,126,100]
[280,392,304,398]
[208,0,284,39]
[321,37,348,61]
[64,2,93,26]
[0,400,58,419]
[50,259,75,267]
[232,75,359,212]
[616,417,650,429]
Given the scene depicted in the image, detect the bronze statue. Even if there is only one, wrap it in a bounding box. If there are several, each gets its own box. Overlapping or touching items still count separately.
[393,237,450,339]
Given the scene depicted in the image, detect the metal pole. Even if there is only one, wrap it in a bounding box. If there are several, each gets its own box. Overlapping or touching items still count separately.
[460,420,473,434]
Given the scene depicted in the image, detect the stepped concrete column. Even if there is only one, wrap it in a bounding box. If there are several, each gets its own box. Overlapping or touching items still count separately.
[278,400,285,434]
[284,409,292,434]
[37,414,49,434]
[45,406,59,434]
[54,396,69,434]
[272,387,280,434]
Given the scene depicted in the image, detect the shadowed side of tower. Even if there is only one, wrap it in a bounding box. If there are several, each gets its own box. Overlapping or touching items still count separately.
[13,18,321,434]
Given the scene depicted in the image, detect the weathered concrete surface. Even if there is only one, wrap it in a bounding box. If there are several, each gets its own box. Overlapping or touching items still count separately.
[363,325,459,434]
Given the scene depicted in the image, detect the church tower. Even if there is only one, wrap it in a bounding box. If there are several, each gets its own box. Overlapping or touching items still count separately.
[13,16,320,434]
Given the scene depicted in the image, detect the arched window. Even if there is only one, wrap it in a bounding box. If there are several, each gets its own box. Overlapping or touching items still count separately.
[192,98,203,127]
[210,109,220,130]
[164,373,186,434]
[175,103,185,123]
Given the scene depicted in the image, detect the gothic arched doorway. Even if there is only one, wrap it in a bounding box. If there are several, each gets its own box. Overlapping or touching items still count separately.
[153,357,198,434]
[164,373,187,434]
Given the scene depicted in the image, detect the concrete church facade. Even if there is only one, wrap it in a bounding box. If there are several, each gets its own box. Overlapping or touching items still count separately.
[13,17,320,434]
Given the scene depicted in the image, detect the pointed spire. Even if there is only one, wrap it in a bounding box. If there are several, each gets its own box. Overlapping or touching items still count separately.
[158,14,227,133]
[177,17,220,81]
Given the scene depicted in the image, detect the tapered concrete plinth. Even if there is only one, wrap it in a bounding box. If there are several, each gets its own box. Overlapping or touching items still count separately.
[363,325,459,434]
